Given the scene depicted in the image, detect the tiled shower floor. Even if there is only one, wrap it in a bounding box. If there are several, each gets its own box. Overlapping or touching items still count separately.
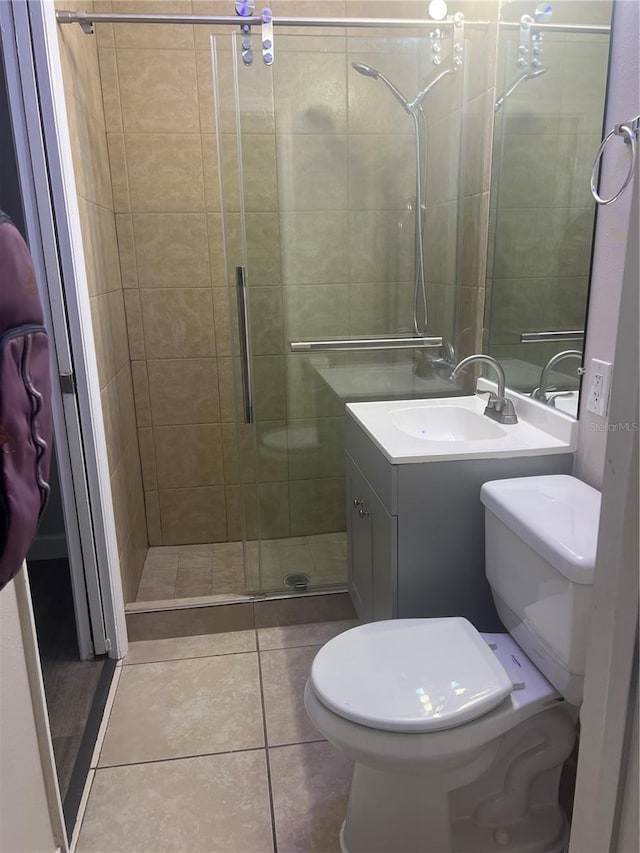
[135,533,347,602]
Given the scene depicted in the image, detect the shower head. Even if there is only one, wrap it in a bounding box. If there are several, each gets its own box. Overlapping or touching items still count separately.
[494,65,549,112]
[351,61,412,113]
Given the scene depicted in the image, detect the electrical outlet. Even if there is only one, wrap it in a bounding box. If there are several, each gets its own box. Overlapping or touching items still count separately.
[586,358,613,417]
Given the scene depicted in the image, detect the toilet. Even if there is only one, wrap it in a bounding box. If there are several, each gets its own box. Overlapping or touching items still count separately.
[304,474,601,853]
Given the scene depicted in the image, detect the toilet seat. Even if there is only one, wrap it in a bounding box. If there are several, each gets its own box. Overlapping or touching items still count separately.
[310,617,514,733]
[306,631,563,771]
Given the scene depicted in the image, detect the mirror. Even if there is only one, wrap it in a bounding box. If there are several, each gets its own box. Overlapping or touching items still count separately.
[483,0,613,417]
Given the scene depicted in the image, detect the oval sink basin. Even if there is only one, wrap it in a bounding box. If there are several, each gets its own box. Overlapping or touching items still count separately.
[390,405,507,442]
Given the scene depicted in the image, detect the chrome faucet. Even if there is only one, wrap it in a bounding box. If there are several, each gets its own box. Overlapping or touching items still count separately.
[532,350,583,404]
[450,354,518,424]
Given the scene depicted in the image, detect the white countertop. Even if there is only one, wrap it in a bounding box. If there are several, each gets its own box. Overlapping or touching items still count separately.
[346,384,578,464]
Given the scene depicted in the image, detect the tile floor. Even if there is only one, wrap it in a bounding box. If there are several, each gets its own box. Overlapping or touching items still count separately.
[136,534,348,602]
[74,619,358,853]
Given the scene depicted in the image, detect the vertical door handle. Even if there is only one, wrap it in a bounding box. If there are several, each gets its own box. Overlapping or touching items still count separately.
[236,266,254,424]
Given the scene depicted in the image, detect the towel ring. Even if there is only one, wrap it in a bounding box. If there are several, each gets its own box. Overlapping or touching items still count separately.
[590,118,639,206]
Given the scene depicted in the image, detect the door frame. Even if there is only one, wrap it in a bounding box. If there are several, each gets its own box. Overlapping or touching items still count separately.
[1,0,128,660]
[569,174,639,852]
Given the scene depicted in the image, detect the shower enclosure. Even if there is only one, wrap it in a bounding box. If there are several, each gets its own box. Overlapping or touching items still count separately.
[214,23,481,595]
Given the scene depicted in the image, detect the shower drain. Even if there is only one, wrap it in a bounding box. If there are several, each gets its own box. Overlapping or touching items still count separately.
[283,573,310,590]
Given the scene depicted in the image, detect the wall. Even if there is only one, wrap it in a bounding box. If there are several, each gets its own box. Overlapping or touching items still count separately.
[574,0,639,489]
[57,1,147,601]
[455,10,498,359]
[616,681,639,853]
[0,573,64,853]
[94,0,236,546]
[95,0,497,548]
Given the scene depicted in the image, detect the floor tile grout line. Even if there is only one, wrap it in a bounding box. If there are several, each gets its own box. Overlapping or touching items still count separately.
[92,737,329,774]
[123,646,258,666]
[258,638,345,653]
[96,743,269,772]
[267,738,326,750]
[257,647,280,853]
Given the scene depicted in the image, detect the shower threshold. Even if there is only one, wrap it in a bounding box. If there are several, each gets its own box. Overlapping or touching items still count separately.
[125,584,349,615]
[134,534,347,606]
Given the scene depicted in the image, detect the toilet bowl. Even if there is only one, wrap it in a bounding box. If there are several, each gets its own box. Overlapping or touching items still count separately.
[304,474,601,853]
[261,424,318,463]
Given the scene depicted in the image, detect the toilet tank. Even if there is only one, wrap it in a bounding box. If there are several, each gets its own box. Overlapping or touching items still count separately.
[480,475,601,705]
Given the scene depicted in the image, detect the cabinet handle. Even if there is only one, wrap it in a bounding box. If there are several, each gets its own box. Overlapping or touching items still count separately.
[353,498,363,508]
[358,507,370,519]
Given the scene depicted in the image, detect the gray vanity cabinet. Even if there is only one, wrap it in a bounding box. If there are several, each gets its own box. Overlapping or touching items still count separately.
[345,413,574,631]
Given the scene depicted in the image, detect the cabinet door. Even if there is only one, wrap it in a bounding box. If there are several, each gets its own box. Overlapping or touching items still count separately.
[346,454,398,623]
[346,454,373,622]
[370,486,397,621]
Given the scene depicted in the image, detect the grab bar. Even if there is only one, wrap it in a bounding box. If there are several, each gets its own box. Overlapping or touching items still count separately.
[290,336,443,353]
[235,267,253,424]
[520,331,584,343]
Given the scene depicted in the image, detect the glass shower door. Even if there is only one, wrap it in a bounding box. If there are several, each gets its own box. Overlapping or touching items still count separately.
[214,28,463,594]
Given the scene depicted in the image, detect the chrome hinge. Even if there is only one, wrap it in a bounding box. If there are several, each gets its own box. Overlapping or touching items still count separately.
[104,637,112,652]
[59,372,76,395]
[261,7,274,65]
[236,0,255,66]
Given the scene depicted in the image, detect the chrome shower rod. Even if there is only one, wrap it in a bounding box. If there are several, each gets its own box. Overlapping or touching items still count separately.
[55,9,610,35]
[500,21,610,34]
[55,10,491,30]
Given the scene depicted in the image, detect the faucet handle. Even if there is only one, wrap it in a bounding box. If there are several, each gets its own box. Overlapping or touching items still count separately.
[495,397,518,424]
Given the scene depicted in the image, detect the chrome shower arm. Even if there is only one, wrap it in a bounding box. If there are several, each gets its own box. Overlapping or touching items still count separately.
[494,66,548,112]
[407,66,455,113]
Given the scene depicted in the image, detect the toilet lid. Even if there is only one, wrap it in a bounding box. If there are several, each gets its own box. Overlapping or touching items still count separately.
[310,618,514,733]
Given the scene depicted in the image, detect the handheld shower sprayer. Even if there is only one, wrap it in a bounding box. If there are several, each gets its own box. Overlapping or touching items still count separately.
[351,61,379,79]
[351,62,412,113]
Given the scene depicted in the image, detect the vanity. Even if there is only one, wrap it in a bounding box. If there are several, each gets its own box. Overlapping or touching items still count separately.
[345,387,578,631]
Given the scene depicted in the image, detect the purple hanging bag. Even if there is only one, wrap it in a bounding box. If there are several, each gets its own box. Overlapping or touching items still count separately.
[0,211,53,590]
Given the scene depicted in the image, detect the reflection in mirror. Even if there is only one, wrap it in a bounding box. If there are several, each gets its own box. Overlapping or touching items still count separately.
[483,0,613,418]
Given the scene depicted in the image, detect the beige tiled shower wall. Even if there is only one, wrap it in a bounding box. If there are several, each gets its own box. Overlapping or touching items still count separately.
[56,1,147,602]
[95,0,499,548]
[94,1,234,547]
